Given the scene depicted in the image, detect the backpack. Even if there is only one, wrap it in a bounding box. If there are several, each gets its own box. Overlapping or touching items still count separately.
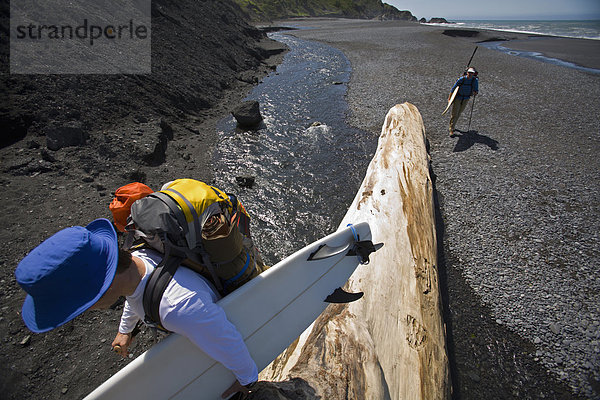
[120,178,266,330]
[109,182,153,232]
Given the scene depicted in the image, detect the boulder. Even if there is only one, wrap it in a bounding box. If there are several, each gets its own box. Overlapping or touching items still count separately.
[261,104,451,399]
[45,121,87,151]
[132,120,174,166]
[232,100,263,128]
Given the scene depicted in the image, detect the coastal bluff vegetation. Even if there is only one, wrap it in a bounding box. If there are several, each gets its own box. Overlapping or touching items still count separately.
[234,0,417,22]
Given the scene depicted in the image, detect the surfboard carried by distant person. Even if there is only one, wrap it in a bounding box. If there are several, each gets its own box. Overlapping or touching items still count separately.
[442,86,459,115]
[84,222,381,400]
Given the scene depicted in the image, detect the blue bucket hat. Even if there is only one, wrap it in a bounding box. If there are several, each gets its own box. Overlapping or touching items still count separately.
[15,218,118,333]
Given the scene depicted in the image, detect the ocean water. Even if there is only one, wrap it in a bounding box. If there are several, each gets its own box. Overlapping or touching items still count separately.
[479,39,600,74]
[430,19,600,40]
[426,19,600,74]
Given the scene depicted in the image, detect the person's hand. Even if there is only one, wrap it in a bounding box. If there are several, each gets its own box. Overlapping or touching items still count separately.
[111,332,133,358]
[221,379,252,399]
[473,91,478,97]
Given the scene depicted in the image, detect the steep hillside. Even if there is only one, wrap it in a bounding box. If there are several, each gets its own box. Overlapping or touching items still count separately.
[0,0,280,149]
[234,0,417,22]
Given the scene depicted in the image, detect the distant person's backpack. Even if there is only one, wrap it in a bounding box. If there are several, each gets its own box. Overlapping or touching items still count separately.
[117,178,266,330]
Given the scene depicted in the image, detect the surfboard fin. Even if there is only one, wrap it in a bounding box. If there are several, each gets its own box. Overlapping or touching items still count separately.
[325,287,364,303]
[308,243,351,261]
[347,241,383,264]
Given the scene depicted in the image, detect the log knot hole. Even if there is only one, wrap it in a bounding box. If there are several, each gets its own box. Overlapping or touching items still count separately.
[406,315,427,349]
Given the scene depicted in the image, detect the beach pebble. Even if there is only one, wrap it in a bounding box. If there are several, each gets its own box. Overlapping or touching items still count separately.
[20,335,31,346]
[467,370,481,382]
[235,176,255,188]
[554,355,563,364]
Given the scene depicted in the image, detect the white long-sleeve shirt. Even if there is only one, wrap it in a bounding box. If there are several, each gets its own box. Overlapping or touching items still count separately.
[118,249,258,386]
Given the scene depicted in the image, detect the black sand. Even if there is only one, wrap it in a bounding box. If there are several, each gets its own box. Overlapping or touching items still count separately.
[277,18,600,400]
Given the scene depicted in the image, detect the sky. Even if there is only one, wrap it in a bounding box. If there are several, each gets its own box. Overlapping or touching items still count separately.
[385,0,600,20]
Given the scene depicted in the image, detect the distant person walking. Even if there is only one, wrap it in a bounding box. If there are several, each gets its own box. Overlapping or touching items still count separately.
[449,67,479,136]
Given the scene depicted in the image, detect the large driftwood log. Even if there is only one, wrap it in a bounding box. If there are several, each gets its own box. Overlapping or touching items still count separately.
[261,103,451,399]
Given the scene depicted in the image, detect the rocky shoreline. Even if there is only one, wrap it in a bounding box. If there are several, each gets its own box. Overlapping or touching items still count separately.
[278,18,600,399]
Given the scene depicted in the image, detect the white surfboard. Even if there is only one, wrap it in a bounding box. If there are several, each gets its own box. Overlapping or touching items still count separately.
[441,86,459,115]
[84,222,378,400]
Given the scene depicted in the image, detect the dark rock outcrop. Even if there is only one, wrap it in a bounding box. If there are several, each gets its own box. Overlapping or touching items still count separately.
[429,17,449,23]
[0,112,32,149]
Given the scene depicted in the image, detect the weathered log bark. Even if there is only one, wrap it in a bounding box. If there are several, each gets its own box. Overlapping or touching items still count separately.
[261,103,451,399]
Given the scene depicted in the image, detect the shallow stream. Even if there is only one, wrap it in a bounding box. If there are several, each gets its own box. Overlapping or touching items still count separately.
[213,32,376,265]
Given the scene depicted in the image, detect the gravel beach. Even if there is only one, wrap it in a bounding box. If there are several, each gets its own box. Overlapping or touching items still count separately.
[277,18,600,400]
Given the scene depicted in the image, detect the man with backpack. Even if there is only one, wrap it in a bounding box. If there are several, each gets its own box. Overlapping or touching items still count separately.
[448,67,479,137]
[15,218,258,398]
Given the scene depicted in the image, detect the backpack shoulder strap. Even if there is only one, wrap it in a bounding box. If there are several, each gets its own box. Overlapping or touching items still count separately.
[142,254,183,330]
